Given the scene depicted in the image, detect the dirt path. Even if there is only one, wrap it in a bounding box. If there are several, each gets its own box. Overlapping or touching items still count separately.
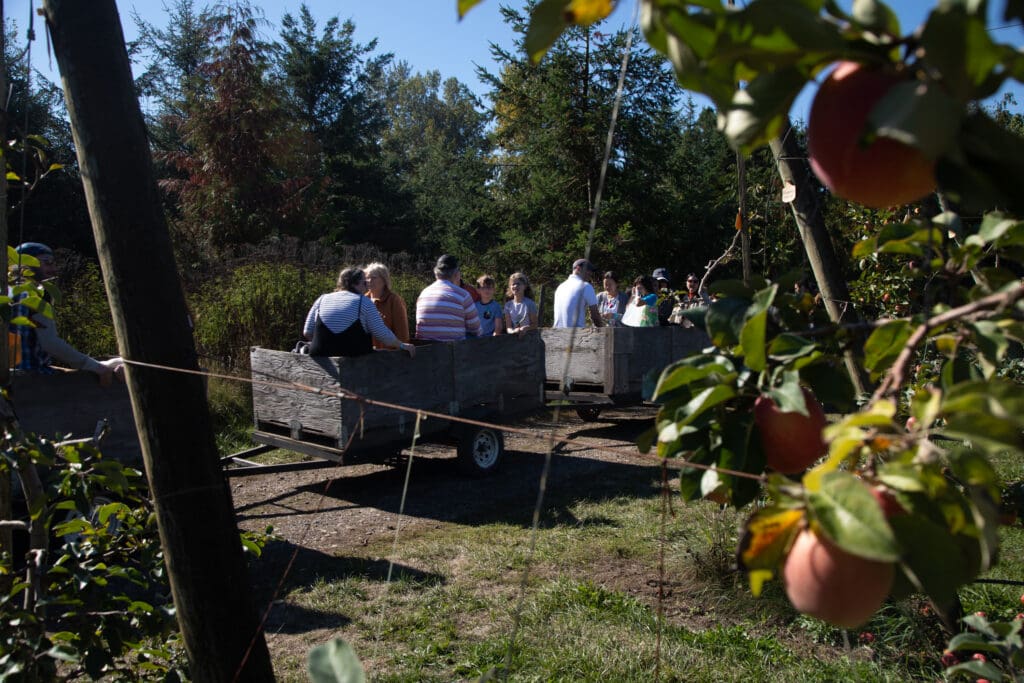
[229,407,661,556]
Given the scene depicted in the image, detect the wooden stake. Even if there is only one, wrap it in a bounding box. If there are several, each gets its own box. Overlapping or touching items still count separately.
[40,1,274,679]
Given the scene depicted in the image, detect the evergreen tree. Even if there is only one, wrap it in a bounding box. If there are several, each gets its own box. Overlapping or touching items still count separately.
[482,7,687,282]
[379,64,493,257]
[273,5,394,242]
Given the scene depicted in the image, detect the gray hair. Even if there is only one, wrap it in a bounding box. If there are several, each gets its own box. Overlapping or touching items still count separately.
[364,262,392,292]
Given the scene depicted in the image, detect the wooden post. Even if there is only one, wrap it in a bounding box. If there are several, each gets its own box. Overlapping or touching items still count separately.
[0,0,12,569]
[40,1,274,680]
[769,118,871,396]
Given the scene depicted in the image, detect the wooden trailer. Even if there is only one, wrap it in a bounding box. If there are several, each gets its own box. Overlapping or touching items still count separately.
[240,331,546,475]
[11,368,142,466]
[542,326,710,420]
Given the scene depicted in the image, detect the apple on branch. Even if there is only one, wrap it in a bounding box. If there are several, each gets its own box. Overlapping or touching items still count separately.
[808,61,936,209]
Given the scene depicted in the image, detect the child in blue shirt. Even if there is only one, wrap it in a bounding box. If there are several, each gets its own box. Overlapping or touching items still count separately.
[475,275,504,336]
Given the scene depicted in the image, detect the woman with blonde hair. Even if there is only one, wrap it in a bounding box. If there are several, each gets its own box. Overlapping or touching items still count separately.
[363,262,410,349]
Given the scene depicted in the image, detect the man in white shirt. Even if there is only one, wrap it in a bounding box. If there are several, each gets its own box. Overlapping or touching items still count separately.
[553,258,606,328]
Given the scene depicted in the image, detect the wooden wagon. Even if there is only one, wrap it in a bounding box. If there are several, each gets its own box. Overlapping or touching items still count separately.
[239,331,546,475]
[11,368,142,466]
[542,326,710,420]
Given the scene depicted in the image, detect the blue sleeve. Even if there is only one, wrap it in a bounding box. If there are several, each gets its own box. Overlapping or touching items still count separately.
[641,293,658,307]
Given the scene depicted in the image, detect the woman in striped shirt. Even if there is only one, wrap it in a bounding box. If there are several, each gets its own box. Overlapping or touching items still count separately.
[304,267,416,358]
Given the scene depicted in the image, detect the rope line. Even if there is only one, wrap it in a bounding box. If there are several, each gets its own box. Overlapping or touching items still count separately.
[121,356,766,482]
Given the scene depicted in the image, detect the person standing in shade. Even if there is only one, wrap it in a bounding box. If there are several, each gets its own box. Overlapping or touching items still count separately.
[552,258,606,329]
[597,271,629,326]
[415,254,482,341]
[304,267,415,357]
[503,272,539,335]
[364,262,410,350]
[474,275,504,336]
[9,242,119,385]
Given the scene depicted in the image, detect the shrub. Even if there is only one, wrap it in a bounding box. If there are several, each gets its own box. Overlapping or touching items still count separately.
[57,259,117,359]
[191,263,333,371]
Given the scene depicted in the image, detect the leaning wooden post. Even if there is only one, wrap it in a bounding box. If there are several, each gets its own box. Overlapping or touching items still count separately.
[769,117,871,397]
[0,0,11,569]
[40,1,274,680]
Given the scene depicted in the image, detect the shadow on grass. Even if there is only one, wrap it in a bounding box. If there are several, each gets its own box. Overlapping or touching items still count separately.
[250,539,446,635]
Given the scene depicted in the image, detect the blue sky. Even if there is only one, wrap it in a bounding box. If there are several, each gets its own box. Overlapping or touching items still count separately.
[8,0,1023,121]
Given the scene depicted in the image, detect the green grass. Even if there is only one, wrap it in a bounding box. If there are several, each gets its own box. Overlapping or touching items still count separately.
[253,482,1022,682]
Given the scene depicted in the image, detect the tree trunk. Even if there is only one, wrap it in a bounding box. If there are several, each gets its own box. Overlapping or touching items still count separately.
[769,118,871,397]
[40,1,274,680]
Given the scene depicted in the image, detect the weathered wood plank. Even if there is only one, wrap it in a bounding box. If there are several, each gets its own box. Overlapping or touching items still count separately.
[251,345,453,447]
[12,369,142,466]
[541,327,608,388]
[451,331,545,414]
[542,326,711,399]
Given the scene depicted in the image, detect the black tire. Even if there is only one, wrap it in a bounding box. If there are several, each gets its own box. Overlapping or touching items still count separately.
[457,427,504,475]
[575,406,603,422]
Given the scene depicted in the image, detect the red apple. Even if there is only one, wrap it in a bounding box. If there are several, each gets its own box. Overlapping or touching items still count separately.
[808,61,936,209]
[783,529,894,628]
[754,388,828,474]
[871,485,907,518]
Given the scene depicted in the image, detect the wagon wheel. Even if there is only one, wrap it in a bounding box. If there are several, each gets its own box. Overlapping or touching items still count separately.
[457,427,504,476]
[575,406,603,422]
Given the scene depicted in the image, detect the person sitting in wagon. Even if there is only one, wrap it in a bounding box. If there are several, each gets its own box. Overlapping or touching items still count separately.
[363,262,410,349]
[304,267,415,357]
[652,267,677,326]
[415,254,481,342]
[8,242,120,385]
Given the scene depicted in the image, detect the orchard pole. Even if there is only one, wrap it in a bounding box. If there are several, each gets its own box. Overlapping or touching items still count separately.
[0,0,11,566]
[769,118,871,396]
[40,1,274,679]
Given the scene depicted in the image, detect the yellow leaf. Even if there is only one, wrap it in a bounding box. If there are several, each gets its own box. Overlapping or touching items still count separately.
[748,569,773,598]
[738,507,803,578]
[564,0,613,25]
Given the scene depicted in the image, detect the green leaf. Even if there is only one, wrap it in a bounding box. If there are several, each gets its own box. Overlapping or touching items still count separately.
[705,297,750,347]
[947,632,1000,652]
[768,334,817,362]
[719,414,766,506]
[740,310,768,371]
[653,356,736,400]
[945,659,1005,680]
[868,79,962,160]
[977,211,1023,244]
[676,383,738,427]
[308,638,366,683]
[720,67,808,150]
[767,370,808,414]
[863,319,912,379]
[798,362,856,412]
[526,0,570,64]
[890,514,973,606]
[807,471,899,562]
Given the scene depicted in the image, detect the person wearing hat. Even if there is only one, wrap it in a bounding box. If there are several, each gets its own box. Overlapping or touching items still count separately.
[9,242,119,385]
[415,254,482,342]
[553,258,606,328]
[652,267,677,326]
